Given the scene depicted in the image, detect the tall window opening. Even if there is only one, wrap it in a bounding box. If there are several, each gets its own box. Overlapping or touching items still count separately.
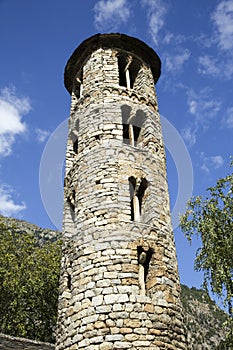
[67,261,73,291]
[67,190,75,220]
[129,176,136,221]
[129,60,141,89]
[123,124,141,146]
[137,246,153,296]
[122,108,145,147]
[118,55,127,87]
[73,139,78,154]
[118,54,141,89]
[137,178,148,215]
[128,177,148,221]
[67,274,72,290]
[74,69,83,98]
[132,125,141,145]
[123,123,130,143]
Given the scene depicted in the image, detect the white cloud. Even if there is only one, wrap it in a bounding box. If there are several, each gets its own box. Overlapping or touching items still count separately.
[196,2,233,79]
[36,128,50,143]
[141,0,167,45]
[198,55,221,77]
[187,88,221,121]
[181,125,197,147]
[211,155,224,168]
[94,0,131,31]
[163,33,173,45]
[200,154,224,173]
[200,162,210,174]
[165,49,190,73]
[211,0,233,51]
[0,86,31,156]
[0,185,26,217]
[222,106,233,128]
[182,88,221,147]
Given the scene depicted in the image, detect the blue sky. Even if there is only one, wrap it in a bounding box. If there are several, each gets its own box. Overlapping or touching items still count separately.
[0,0,232,289]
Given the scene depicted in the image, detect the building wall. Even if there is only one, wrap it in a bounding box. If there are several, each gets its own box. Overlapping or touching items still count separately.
[56,34,187,350]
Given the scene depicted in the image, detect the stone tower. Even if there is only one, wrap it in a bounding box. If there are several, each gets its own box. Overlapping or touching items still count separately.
[56,34,187,350]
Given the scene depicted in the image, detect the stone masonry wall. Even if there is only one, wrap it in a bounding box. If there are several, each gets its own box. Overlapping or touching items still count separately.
[56,34,187,350]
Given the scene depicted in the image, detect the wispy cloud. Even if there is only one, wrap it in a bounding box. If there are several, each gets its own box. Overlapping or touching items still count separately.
[200,153,224,173]
[198,1,233,78]
[36,128,50,143]
[181,126,197,147]
[93,0,131,31]
[211,0,233,51]
[182,87,221,146]
[165,49,190,73]
[198,55,221,77]
[187,88,221,121]
[141,0,168,45]
[0,185,26,217]
[222,106,233,128]
[0,86,31,156]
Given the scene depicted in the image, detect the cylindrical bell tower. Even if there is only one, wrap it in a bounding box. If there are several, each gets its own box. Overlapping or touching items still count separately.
[56,33,187,350]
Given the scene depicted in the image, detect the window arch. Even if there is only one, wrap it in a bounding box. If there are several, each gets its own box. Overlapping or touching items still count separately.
[122,107,146,147]
[73,68,83,98]
[118,54,141,89]
[128,176,148,221]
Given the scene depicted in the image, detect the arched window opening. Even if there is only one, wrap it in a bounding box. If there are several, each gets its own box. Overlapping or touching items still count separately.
[67,190,75,214]
[133,125,141,145]
[118,55,127,87]
[122,108,145,147]
[128,177,148,221]
[118,54,141,90]
[123,124,141,146]
[74,69,83,98]
[137,246,153,296]
[123,123,130,144]
[137,178,148,215]
[129,60,141,89]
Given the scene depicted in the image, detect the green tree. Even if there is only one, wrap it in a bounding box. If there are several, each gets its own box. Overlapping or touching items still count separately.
[180,163,233,346]
[0,218,62,342]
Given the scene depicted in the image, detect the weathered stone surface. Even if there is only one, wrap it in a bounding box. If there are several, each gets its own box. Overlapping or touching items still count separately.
[55,33,187,350]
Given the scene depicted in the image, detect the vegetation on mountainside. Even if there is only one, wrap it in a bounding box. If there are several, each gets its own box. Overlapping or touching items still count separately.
[0,217,62,342]
[181,285,230,349]
[180,161,233,346]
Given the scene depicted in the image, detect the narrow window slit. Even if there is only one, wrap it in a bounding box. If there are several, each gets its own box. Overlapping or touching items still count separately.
[128,176,136,221]
[137,246,153,296]
[123,124,130,144]
[122,124,141,146]
[118,55,127,87]
[74,69,83,98]
[67,190,75,217]
[137,178,148,215]
[67,261,73,291]
[128,177,148,221]
[67,274,72,290]
[73,139,78,154]
[133,125,141,145]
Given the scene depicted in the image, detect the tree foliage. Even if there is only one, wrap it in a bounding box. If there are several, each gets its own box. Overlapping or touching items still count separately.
[0,218,62,342]
[180,163,233,346]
